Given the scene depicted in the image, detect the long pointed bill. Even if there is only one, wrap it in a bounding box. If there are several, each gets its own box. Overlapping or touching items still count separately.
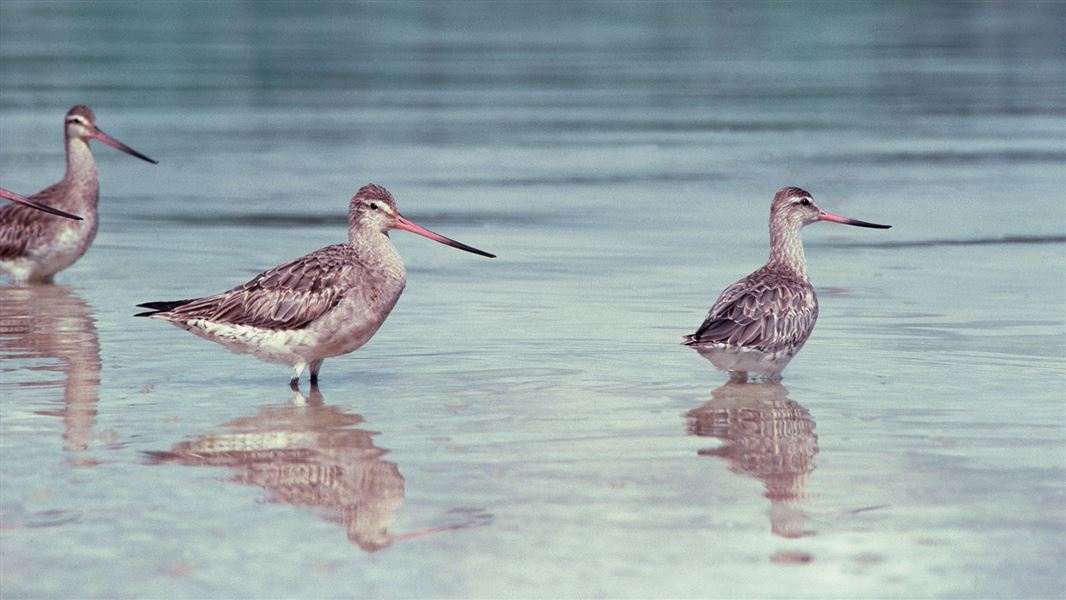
[0,187,83,220]
[91,127,158,164]
[818,211,891,229]
[394,214,496,258]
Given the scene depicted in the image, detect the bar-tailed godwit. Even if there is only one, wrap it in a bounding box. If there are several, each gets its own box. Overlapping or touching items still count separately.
[0,105,157,284]
[0,187,82,220]
[684,187,890,382]
[136,184,495,388]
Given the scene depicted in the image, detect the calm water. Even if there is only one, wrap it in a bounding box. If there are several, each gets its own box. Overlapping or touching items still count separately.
[2,2,1065,598]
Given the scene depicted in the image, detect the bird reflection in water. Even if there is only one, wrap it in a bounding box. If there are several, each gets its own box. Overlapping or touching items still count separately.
[145,387,402,551]
[0,285,100,452]
[145,387,490,552]
[686,382,818,538]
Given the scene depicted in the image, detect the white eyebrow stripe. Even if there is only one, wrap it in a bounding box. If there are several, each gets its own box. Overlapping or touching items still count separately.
[366,201,396,215]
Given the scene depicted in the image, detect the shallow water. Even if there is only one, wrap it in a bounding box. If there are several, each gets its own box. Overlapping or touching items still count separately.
[2,2,1065,598]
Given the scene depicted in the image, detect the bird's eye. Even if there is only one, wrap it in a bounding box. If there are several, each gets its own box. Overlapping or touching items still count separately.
[369,203,378,210]
[800,198,811,206]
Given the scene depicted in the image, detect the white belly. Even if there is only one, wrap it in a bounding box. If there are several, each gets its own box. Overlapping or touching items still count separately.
[171,279,405,367]
[691,342,801,381]
[2,218,96,283]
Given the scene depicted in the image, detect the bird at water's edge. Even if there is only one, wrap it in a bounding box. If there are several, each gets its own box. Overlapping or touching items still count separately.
[684,187,890,382]
[0,105,157,284]
[136,184,495,388]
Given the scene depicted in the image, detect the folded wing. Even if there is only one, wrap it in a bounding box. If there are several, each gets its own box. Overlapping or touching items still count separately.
[0,199,52,259]
[137,244,360,330]
[685,270,818,353]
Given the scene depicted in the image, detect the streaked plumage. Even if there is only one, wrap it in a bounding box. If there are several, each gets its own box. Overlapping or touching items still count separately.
[685,187,890,382]
[0,105,156,284]
[0,187,82,220]
[137,184,495,388]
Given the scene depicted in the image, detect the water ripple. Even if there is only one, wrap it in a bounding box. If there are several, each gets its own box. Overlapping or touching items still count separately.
[827,150,1066,165]
[825,234,1066,249]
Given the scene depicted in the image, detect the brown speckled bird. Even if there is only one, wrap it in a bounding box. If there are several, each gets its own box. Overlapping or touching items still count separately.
[685,187,890,382]
[137,184,495,388]
[0,105,156,283]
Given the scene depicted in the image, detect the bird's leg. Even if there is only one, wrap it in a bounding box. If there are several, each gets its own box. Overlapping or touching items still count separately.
[309,359,324,386]
[290,362,308,390]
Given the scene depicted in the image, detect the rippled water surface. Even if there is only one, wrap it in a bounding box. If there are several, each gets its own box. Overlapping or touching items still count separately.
[2,2,1064,598]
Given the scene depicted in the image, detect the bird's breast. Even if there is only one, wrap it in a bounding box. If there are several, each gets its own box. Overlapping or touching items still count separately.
[303,267,406,358]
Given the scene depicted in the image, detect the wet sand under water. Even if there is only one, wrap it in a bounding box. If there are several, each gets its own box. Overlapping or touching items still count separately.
[2,222,1063,598]
[2,2,1065,598]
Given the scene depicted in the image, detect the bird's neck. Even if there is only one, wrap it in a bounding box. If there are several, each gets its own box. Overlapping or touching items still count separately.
[349,223,384,248]
[767,222,808,278]
[62,137,100,209]
[349,228,405,275]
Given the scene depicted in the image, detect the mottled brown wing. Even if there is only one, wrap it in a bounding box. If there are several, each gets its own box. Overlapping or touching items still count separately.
[0,202,47,259]
[686,273,818,353]
[166,244,359,330]
[0,182,71,259]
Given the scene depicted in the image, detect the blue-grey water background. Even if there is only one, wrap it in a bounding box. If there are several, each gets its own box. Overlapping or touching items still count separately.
[2,1,1064,598]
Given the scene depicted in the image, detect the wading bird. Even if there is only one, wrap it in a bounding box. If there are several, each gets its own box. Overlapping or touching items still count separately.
[0,106,157,283]
[684,187,890,382]
[137,184,495,388]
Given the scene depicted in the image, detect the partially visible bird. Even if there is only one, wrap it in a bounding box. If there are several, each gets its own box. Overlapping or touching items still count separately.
[684,187,890,382]
[0,105,157,283]
[0,187,82,220]
[136,184,495,388]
